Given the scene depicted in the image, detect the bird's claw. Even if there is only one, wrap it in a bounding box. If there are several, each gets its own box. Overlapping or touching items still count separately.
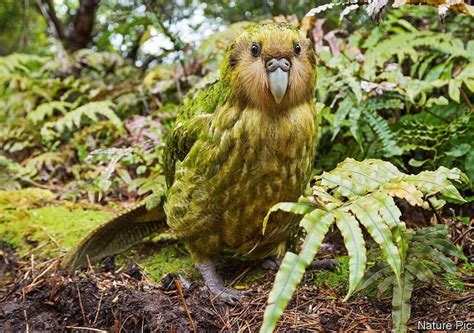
[263,257,339,271]
[261,257,282,271]
[310,258,340,271]
[197,260,251,305]
[209,285,251,305]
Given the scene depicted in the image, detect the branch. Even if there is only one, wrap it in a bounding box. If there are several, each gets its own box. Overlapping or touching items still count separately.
[37,0,66,40]
[35,0,72,73]
[126,29,145,61]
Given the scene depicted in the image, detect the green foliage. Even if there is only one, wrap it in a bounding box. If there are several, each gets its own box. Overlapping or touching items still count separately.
[0,51,172,202]
[313,256,350,289]
[260,159,466,333]
[314,7,474,187]
[355,225,465,332]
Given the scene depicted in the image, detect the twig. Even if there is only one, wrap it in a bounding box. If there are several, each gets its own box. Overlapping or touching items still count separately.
[39,226,61,248]
[31,257,59,285]
[76,283,88,325]
[65,327,107,333]
[93,292,104,324]
[176,278,197,332]
[30,254,35,280]
[119,313,135,333]
[452,226,472,244]
[24,310,29,333]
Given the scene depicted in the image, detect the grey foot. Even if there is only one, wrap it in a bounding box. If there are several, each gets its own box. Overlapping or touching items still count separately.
[319,243,336,253]
[309,258,340,270]
[263,257,339,271]
[261,257,282,270]
[196,260,251,304]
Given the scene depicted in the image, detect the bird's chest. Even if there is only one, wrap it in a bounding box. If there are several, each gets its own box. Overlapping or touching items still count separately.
[212,107,316,247]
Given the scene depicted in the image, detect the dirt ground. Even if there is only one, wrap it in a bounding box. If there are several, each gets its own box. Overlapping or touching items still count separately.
[1,245,472,333]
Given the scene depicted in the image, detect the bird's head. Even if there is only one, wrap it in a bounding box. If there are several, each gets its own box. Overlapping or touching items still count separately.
[222,23,316,111]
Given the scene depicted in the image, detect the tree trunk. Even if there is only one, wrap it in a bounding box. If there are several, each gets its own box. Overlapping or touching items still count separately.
[68,0,100,51]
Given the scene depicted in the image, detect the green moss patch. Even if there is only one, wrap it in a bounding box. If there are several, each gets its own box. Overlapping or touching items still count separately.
[0,189,113,258]
[138,243,197,281]
[0,188,56,208]
[313,256,350,290]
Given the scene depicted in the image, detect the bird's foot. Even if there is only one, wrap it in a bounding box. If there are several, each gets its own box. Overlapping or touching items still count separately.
[261,257,281,271]
[262,257,339,271]
[196,260,251,305]
[309,258,340,270]
[208,283,251,305]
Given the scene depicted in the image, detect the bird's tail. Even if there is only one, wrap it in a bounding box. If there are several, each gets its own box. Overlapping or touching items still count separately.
[62,198,171,270]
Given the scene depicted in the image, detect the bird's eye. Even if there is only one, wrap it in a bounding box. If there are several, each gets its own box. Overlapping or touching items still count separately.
[251,43,260,57]
[294,43,302,55]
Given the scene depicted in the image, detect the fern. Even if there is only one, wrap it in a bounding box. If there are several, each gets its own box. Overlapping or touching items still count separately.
[0,121,39,153]
[260,159,466,333]
[0,155,35,190]
[0,53,47,77]
[23,152,67,177]
[363,108,402,157]
[395,108,473,187]
[27,101,73,124]
[41,101,123,139]
[363,30,470,80]
[355,225,465,332]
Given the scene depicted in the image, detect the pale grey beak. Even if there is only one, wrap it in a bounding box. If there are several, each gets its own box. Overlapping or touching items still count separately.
[267,58,290,104]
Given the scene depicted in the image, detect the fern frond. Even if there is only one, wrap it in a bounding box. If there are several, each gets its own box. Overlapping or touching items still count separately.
[363,108,402,157]
[363,31,469,79]
[41,101,123,136]
[261,159,466,332]
[28,101,73,124]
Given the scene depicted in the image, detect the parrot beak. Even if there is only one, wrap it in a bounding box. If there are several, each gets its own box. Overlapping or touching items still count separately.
[267,58,290,104]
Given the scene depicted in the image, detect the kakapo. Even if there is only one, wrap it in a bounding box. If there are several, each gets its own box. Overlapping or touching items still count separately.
[64,23,330,302]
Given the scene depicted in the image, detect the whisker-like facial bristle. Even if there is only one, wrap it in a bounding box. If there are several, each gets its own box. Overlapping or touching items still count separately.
[222,23,316,112]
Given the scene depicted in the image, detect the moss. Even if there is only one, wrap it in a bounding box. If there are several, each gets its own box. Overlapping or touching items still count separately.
[139,243,197,281]
[444,262,472,292]
[444,273,465,292]
[0,191,113,258]
[0,188,56,208]
[313,256,350,291]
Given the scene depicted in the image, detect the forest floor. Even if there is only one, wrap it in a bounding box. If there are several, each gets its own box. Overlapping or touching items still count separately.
[1,242,472,332]
[0,189,473,332]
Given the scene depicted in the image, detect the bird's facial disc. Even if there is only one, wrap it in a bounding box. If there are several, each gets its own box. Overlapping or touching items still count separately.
[266,58,290,104]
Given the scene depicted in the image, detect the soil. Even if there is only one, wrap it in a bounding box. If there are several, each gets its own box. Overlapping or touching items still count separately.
[1,246,472,332]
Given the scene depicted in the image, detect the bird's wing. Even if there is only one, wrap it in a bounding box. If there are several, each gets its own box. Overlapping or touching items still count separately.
[164,114,211,187]
[164,76,226,187]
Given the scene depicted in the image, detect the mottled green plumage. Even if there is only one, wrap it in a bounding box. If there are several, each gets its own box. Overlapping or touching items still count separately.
[64,23,317,277]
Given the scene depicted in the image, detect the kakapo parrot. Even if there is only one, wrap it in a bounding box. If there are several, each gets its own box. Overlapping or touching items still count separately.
[64,23,328,302]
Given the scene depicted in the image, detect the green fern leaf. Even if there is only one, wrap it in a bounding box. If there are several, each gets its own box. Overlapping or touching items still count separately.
[28,101,73,124]
[262,202,316,234]
[260,211,334,333]
[52,101,123,133]
[392,272,414,333]
[351,199,402,285]
[333,210,367,300]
